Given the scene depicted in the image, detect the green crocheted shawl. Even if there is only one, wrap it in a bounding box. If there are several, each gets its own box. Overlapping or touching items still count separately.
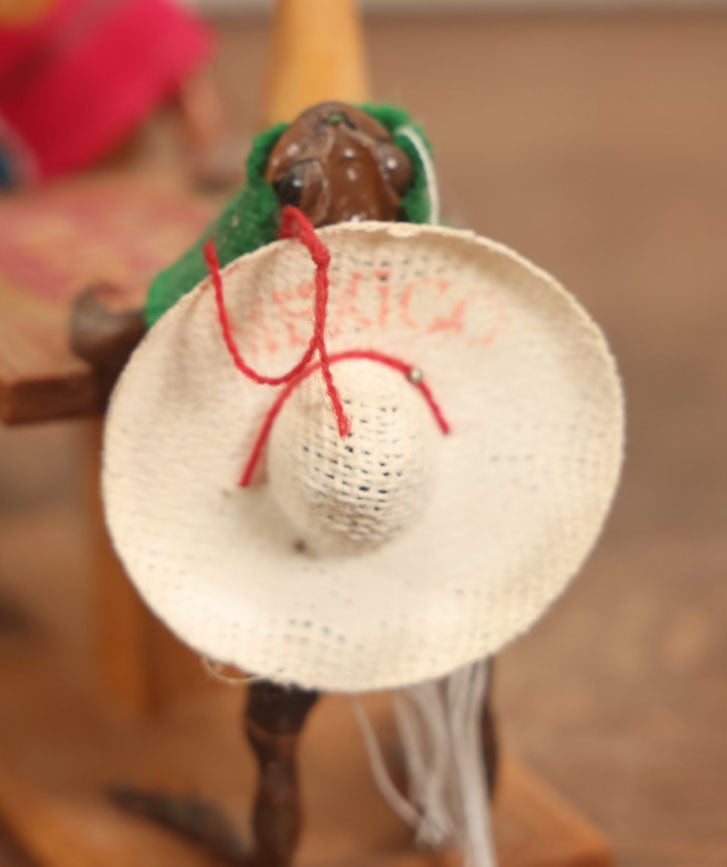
[145,103,433,326]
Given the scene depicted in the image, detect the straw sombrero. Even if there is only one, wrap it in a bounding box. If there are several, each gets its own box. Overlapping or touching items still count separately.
[103,217,624,694]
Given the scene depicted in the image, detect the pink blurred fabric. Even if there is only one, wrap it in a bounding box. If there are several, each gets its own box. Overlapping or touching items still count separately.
[0,0,213,182]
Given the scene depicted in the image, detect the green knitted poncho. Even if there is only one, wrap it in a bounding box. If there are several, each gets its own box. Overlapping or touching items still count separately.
[145,103,433,326]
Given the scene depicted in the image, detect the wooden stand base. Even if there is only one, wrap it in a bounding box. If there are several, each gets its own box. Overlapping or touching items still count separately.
[0,484,611,867]
[0,615,611,867]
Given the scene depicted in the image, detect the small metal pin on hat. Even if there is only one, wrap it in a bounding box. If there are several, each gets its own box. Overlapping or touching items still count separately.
[407,366,423,384]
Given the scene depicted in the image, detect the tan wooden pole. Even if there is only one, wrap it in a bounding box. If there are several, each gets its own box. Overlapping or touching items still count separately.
[262,0,371,126]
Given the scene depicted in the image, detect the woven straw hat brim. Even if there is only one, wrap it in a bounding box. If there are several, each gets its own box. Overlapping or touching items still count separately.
[103,222,624,692]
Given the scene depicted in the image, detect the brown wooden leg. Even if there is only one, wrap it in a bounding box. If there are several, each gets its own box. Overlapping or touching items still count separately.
[245,681,319,867]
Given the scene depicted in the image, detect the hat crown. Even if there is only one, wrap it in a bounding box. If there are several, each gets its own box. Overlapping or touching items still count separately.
[268,361,439,553]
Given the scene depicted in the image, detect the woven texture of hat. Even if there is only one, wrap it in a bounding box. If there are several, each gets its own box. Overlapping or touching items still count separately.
[268,360,440,554]
[103,222,624,693]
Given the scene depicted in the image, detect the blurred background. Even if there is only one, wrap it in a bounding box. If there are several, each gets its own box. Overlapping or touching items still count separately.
[0,1,726,866]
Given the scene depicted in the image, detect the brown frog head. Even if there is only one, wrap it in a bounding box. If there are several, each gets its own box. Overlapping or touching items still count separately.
[264,101,412,226]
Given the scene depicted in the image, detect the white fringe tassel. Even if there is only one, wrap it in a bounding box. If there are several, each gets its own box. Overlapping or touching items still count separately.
[353,659,497,867]
[395,124,441,226]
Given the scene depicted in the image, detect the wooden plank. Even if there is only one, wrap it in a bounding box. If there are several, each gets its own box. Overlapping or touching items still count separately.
[0,171,217,425]
[493,761,611,867]
[0,661,611,867]
[0,283,99,424]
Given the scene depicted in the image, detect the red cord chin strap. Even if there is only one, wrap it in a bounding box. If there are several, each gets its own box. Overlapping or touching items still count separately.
[204,205,350,436]
[238,350,450,487]
[203,205,451,487]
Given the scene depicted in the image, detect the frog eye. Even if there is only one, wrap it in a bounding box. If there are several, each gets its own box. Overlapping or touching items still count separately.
[272,159,330,224]
[273,165,306,206]
[377,143,412,195]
